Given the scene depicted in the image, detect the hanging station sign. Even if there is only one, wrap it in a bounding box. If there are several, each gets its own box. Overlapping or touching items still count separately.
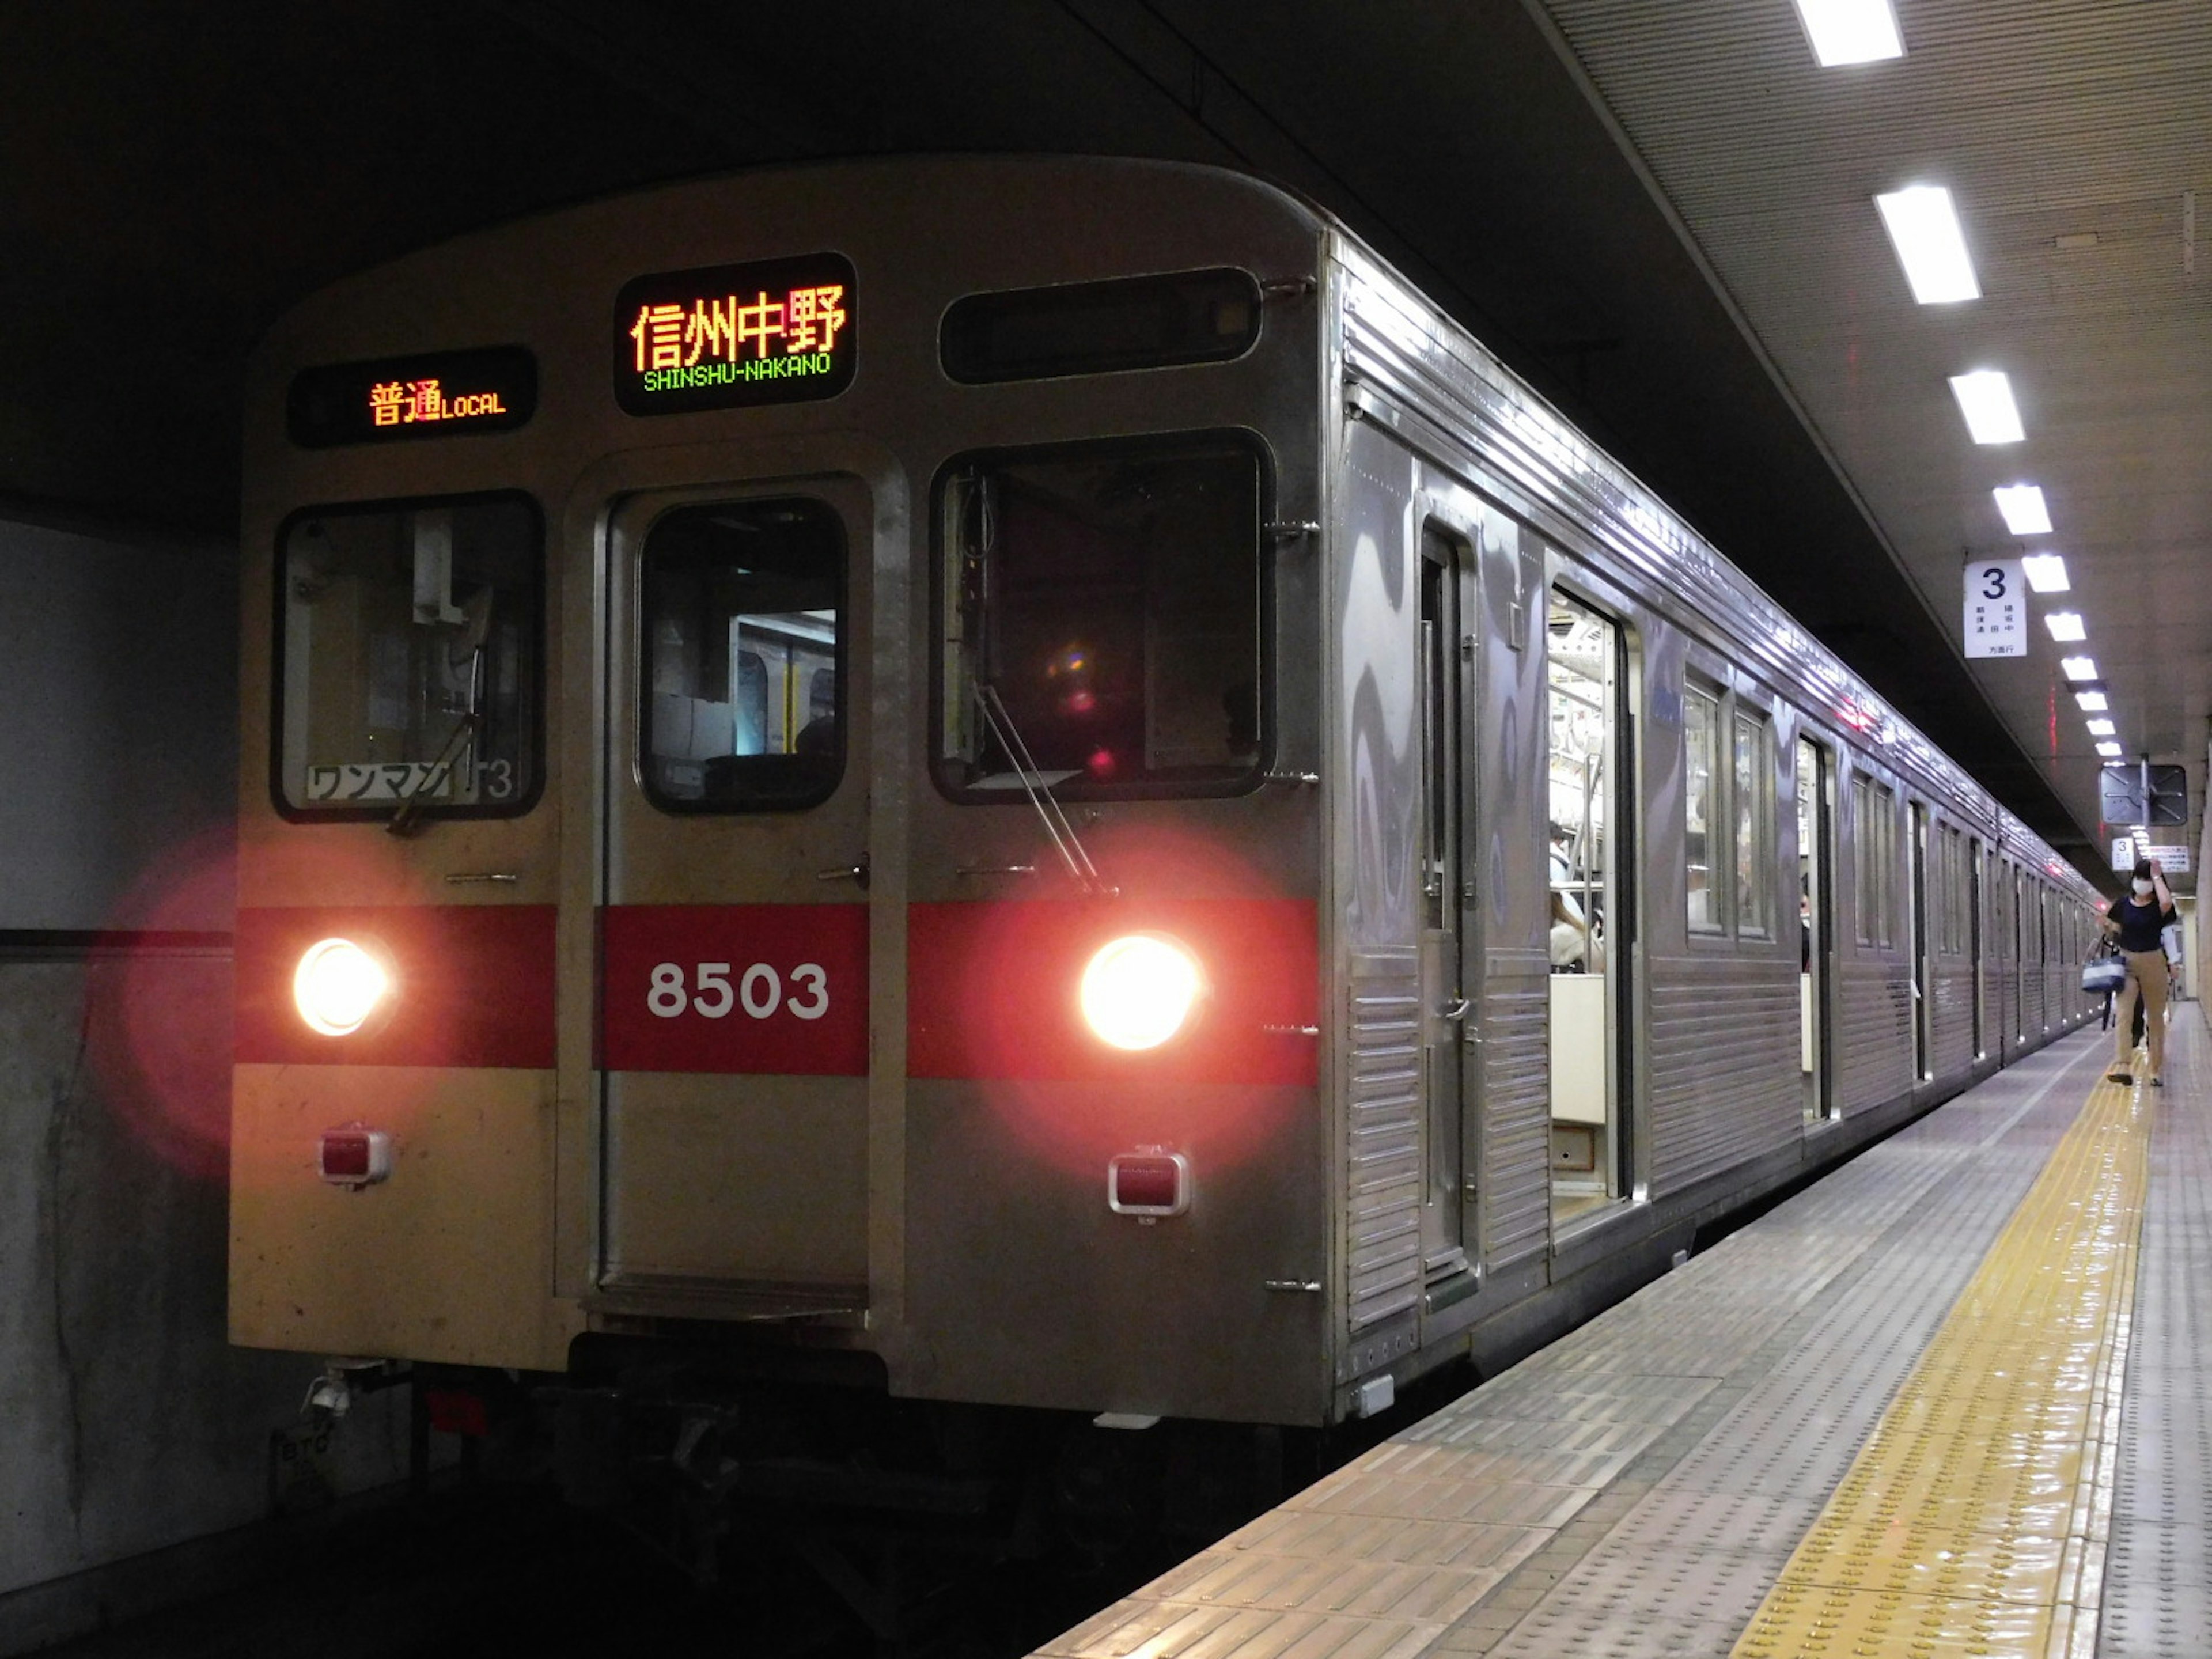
[287,347,537,448]
[1962,559,2025,658]
[613,252,856,416]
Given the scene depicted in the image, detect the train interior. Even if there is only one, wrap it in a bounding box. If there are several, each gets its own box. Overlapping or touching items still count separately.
[1798,736,1833,1120]
[1546,590,1623,1224]
[640,498,846,809]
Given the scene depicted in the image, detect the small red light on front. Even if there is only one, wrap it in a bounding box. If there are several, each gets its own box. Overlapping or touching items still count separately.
[320,1133,370,1177]
[1108,1152,1190,1217]
[318,1127,393,1189]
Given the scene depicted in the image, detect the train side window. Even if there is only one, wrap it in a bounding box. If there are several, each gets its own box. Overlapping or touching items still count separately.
[638,498,845,812]
[935,435,1263,800]
[1684,682,1722,933]
[1733,710,1772,936]
[276,493,540,820]
[1851,777,1875,945]
[1852,776,1896,946]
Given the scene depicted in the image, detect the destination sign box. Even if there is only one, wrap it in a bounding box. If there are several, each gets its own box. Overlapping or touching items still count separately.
[287,347,536,448]
[614,253,855,416]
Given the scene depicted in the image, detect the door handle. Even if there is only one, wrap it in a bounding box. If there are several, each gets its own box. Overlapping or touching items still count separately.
[1438,997,1469,1022]
[816,857,869,888]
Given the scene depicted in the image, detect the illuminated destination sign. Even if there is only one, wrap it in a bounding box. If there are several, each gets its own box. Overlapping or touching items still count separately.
[287,346,536,448]
[615,252,855,415]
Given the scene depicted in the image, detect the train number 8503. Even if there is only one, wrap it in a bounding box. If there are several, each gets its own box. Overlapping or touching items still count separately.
[646,961,831,1021]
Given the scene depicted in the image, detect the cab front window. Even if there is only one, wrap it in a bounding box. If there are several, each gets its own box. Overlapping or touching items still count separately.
[936,435,1264,800]
[275,494,540,820]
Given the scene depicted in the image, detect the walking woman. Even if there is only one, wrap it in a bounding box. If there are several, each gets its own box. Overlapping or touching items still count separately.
[2103,857,2177,1086]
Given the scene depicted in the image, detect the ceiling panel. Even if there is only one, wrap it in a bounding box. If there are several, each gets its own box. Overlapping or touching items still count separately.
[1533,0,2212,882]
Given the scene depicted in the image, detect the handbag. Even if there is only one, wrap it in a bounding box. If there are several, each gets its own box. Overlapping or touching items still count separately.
[2082,943,2127,996]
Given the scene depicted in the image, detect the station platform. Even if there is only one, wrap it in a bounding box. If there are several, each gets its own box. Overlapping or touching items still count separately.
[1039,1016,2208,1659]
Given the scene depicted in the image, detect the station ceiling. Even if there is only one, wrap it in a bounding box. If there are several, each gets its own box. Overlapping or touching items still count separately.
[5,0,2202,885]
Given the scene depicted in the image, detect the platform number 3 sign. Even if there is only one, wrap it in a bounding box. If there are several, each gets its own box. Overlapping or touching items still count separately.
[1964,560,2025,659]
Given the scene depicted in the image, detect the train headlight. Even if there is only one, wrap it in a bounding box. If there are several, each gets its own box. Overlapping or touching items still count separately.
[293,937,392,1036]
[1080,933,1205,1050]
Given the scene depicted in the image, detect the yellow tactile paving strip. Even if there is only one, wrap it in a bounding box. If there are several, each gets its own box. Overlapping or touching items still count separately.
[1732,1075,2150,1659]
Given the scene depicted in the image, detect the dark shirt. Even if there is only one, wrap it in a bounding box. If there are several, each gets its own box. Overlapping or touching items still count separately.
[2110,894,2172,954]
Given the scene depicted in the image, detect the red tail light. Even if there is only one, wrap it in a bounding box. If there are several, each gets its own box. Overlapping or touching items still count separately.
[318,1127,393,1189]
[1108,1152,1190,1217]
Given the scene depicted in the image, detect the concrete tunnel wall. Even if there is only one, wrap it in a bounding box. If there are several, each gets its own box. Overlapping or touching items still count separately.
[0,514,409,1652]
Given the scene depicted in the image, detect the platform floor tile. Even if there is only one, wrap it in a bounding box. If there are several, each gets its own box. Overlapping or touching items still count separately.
[1031,1024,2200,1659]
[2099,1013,2212,1659]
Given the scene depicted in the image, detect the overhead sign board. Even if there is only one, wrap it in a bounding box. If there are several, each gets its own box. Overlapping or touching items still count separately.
[287,346,537,448]
[1963,560,2025,658]
[2100,763,2187,827]
[614,252,855,416]
[2109,829,2191,874]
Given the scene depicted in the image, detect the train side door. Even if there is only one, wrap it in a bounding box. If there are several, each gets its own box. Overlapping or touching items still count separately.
[1417,524,1474,1286]
[1547,589,1633,1213]
[1909,803,1931,1081]
[597,480,874,1308]
[1969,837,1985,1058]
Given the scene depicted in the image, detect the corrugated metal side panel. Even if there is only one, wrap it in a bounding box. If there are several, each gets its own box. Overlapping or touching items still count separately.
[1928,957,1976,1074]
[1345,955,1421,1334]
[1480,965,1551,1267]
[1839,959,1913,1111]
[1333,248,2101,916]
[1645,955,1800,1195]
[2021,959,2047,1037]
[1339,263,1975,827]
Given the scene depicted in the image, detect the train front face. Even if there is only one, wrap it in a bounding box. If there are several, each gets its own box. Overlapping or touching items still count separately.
[229,158,1334,1426]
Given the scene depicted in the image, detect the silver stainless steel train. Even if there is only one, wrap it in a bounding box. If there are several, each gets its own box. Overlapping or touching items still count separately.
[232,157,2100,1474]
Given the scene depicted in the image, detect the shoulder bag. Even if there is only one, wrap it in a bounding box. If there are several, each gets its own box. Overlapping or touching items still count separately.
[2082,940,2127,996]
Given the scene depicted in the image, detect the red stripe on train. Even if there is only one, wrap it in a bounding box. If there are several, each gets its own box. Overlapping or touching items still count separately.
[234,905,556,1069]
[907,899,1319,1086]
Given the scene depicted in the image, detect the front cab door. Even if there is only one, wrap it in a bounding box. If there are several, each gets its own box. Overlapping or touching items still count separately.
[598,478,874,1312]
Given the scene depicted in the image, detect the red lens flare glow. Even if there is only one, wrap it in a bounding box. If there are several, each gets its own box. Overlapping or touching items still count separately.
[907,822,1318,1178]
[84,828,239,1181]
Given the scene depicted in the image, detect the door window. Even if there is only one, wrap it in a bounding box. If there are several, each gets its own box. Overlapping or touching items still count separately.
[639,498,845,812]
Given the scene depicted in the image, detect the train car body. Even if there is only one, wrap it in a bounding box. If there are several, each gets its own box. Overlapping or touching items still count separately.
[232,157,2099,1436]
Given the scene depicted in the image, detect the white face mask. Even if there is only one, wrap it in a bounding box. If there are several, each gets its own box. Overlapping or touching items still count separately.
[2133,878,2155,897]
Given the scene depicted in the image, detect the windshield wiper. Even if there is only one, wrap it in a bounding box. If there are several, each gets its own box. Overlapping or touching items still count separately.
[389,588,492,838]
[975,684,1112,896]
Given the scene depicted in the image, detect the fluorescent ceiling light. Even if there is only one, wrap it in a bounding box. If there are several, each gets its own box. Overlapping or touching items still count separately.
[2075,690,2108,711]
[2061,656,2099,681]
[2097,741,2123,758]
[1875,187,1981,304]
[1948,370,2024,444]
[2022,554,2070,593]
[1794,0,1904,65]
[1994,484,2052,535]
[2086,718,2116,737]
[2044,612,2086,642]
